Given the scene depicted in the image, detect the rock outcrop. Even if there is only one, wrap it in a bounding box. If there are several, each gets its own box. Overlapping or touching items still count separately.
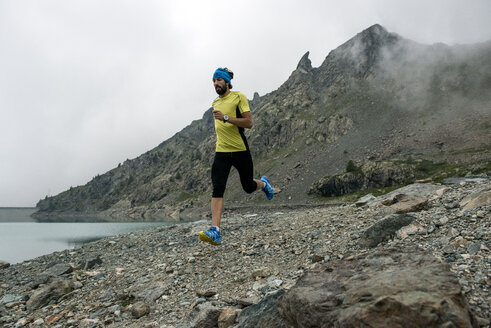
[277,249,478,328]
[309,161,415,197]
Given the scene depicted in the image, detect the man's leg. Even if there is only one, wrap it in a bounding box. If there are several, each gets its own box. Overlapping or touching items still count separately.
[200,153,230,245]
[233,151,273,199]
[210,152,231,228]
[211,197,224,227]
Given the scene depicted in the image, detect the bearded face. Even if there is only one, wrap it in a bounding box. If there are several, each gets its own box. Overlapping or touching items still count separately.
[214,78,229,95]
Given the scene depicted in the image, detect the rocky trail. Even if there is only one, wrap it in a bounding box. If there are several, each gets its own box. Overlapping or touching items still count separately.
[1,177,490,327]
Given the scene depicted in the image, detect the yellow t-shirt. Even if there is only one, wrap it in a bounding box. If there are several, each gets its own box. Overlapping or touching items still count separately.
[213,91,251,152]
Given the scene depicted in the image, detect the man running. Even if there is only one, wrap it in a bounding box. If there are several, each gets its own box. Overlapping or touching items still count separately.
[199,67,274,245]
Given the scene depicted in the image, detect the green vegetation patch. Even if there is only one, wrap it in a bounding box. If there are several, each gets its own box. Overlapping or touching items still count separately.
[408,159,490,183]
[176,191,194,203]
[345,159,362,173]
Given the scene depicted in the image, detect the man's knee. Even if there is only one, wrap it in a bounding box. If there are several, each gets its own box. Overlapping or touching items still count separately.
[243,181,257,194]
[212,177,227,198]
[212,187,225,198]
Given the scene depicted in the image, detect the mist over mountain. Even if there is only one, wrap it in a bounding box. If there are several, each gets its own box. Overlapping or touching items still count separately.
[34,24,491,221]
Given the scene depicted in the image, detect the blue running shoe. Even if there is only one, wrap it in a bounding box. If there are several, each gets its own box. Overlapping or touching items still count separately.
[260,176,274,200]
[199,226,222,245]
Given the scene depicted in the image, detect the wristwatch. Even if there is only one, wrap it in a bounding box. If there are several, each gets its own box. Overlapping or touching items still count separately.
[223,115,229,123]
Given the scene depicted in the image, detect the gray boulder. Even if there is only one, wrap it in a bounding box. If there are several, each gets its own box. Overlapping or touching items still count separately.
[0,260,9,269]
[26,280,72,310]
[277,249,478,328]
[370,183,444,206]
[459,187,491,211]
[0,294,23,306]
[178,302,222,328]
[30,274,53,289]
[365,183,447,213]
[234,289,286,328]
[359,213,415,247]
[381,193,429,213]
[82,256,103,270]
[131,301,150,318]
[218,307,241,328]
[355,194,376,207]
[131,282,167,303]
[41,263,73,276]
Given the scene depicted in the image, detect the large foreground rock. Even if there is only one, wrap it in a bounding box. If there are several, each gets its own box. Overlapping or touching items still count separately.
[277,249,478,328]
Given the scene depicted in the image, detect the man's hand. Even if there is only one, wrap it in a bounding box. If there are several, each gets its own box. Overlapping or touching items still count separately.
[212,110,253,128]
[212,110,224,121]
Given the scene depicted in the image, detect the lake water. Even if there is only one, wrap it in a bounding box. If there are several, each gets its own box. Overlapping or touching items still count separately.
[0,208,178,264]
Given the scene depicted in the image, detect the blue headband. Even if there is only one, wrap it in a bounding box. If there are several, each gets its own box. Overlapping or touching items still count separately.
[213,68,231,85]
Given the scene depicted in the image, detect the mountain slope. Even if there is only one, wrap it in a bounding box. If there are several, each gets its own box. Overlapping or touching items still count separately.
[34,24,491,220]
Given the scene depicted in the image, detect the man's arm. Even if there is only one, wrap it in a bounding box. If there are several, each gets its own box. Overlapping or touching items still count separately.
[212,110,253,129]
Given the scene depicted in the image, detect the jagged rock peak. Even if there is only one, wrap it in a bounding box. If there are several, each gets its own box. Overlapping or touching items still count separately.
[354,24,401,48]
[335,24,400,52]
[296,51,312,73]
[320,24,403,72]
[362,24,389,37]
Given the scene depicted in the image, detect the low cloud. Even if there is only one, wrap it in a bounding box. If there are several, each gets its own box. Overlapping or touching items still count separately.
[1,0,491,206]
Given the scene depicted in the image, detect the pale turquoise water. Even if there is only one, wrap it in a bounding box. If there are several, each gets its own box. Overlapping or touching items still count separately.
[0,208,176,264]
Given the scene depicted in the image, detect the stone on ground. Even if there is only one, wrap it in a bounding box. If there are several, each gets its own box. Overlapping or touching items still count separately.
[177,303,222,328]
[131,301,150,318]
[41,263,73,276]
[26,280,72,310]
[359,213,415,247]
[459,187,491,211]
[382,193,429,213]
[277,249,478,328]
[235,289,286,328]
[218,307,241,328]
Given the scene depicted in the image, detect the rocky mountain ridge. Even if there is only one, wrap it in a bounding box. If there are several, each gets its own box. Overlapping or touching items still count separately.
[33,24,491,221]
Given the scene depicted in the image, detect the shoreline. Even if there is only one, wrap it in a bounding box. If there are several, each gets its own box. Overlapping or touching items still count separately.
[30,201,345,223]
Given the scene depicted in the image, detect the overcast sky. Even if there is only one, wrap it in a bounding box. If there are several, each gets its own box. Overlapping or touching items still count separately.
[1,0,491,207]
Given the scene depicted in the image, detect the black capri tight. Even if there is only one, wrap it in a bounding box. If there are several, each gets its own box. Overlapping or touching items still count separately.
[211,151,258,198]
